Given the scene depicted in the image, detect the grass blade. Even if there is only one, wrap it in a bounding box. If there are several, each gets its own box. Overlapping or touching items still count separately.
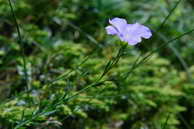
[7,0,29,90]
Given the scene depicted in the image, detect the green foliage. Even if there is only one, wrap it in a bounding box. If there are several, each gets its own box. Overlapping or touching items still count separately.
[0,42,193,129]
[0,0,194,129]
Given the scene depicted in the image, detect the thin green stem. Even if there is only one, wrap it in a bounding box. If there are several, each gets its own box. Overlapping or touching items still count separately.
[123,28,194,80]
[157,0,182,31]
[68,44,127,101]
[8,0,29,90]
[162,112,171,129]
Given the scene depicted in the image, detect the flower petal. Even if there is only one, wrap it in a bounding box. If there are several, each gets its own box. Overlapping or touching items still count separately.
[120,24,142,45]
[127,36,142,45]
[130,23,152,39]
[123,34,142,45]
[105,26,118,35]
[109,17,127,33]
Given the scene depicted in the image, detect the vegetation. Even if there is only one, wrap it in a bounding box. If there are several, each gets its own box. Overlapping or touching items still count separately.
[0,0,194,129]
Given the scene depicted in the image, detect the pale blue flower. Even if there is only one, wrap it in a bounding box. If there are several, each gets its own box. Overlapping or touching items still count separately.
[106,17,152,45]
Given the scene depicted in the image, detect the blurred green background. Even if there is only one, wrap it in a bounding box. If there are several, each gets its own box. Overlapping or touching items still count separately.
[0,0,194,129]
